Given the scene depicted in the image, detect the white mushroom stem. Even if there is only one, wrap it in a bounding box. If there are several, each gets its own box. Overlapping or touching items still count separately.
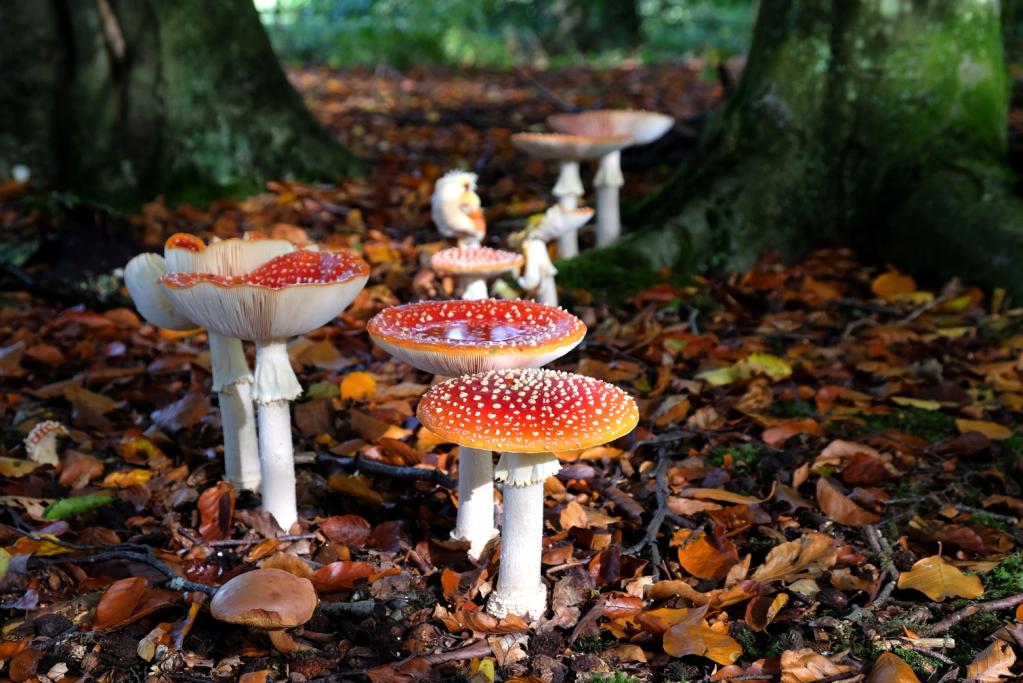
[519,239,558,307]
[451,447,498,559]
[460,276,489,301]
[258,400,298,532]
[593,150,625,246]
[552,162,584,258]
[253,339,303,531]
[209,333,260,492]
[457,235,482,249]
[488,451,561,620]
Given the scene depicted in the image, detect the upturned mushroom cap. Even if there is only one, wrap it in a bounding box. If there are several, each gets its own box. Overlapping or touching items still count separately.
[524,205,595,243]
[510,133,634,160]
[548,110,674,146]
[165,232,295,276]
[160,249,370,341]
[432,171,485,242]
[124,253,200,332]
[210,568,317,630]
[25,420,69,466]
[416,368,639,452]
[368,300,585,376]
[431,247,524,277]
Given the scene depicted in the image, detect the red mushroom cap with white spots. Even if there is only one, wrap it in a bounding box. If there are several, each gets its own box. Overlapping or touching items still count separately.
[164,232,295,276]
[511,133,635,160]
[548,110,674,146]
[416,368,638,452]
[431,248,524,276]
[160,249,370,341]
[368,300,585,376]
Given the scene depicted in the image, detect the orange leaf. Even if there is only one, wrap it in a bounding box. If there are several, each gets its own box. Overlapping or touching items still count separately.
[94,577,147,631]
[896,555,984,601]
[441,610,529,634]
[559,501,589,530]
[967,641,1016,682]
[750,532,837,584]
[871,272,916,300]
[319,515,372,547]
[781,648,863,683]
[328,474,384,506]
[745,593,789,631]
[603,593,643,619]
[341,372,377,400]
[762,419,822,446]
[678,532,738,580]
[312,561,376,592]
[865,652,920,683]
[816,477,880,526]
[663,604,742,665]
[198,481,236,542]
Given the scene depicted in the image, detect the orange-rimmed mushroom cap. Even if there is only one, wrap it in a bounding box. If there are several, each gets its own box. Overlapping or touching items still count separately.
[431,247,524,277]
[368,300,585,376]
[548,110,674,146]
[165,232,295,276]
[417,368,638,452]
[510,133,634,160]
[160,249,369,341]
[210,568,316,630]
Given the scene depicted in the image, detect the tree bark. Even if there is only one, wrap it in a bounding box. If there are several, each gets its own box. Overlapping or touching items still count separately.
[588,0,1023,296]
[0,0,358,207]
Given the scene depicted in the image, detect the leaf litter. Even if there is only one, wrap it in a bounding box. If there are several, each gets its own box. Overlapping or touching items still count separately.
[1,65,1023,683]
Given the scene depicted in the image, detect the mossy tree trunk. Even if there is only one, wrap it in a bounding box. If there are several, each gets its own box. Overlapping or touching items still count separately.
[622,0,1023,296]
[0,0,358,208]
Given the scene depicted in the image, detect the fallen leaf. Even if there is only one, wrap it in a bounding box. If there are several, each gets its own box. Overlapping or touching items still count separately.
[319,515,372,547]
[560,501,589,530]
[663,604,743,665]
[871,272,916,300]
[817,477,880,526]
[865,652,920,683]
[751,532,837,584]
[781,648,863,683]
[967,641,1016,682]
[763,419,822,446]
[198,481,236,541]
[341,372,377,400]
[956,419,1014,440]
[441,610,529,634]
[678,532,738,580]
[151,392,211,431]
[328,474,384,506]
[897,555,984,601]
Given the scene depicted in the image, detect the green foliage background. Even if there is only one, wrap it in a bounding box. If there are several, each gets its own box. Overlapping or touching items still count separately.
[257,0,757,69]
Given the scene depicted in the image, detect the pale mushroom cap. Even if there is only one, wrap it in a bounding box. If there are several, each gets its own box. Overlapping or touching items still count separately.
[25,420,68,466]
[510,133,635,161]
[432,247,525,276]
[368,299,585,376]
[528,205,595,242]
[548,110,674,146]
[164,232,295,276]
[417,368,639,452]
[124,253,200,332]
[160,249,370,341]
[432,171,484,241]
[210,568,317,629]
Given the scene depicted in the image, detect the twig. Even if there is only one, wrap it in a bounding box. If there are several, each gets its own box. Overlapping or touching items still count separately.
[624,448,694,578]
[955,504,1018,523]
[686,305,700,336]
[416,639,492,665]
[28,550,217,596]
[205,533,318,547]
[932,592,1023,633]
[316,600,385,620]
[319,454,457,489]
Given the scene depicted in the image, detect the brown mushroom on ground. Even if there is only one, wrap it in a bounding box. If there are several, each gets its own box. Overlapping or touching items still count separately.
[209,567,317,654]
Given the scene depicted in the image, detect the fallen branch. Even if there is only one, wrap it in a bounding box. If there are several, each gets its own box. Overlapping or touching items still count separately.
[319,454,458,489]
[931,592,1023,633]
[624,447,695,578]
[205,533,318,547]
[28,549,217,596]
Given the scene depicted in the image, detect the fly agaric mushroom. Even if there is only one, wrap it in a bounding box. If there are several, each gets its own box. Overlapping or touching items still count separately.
[432,170,487,247]
[511,205,595,307]
[368,300,585,558]
[25,421,69,466]
[510,133,633,258]
[548,110,674,246]
[125,232,296,493]
[210,568,317,654]
[161,248,370,530]
[417,368,638,619]
[431,247,524,301]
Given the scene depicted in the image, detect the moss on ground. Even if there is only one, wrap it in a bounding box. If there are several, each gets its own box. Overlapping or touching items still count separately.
[707,443,762,475]
[555,241,684,307]
[865,406,958,442]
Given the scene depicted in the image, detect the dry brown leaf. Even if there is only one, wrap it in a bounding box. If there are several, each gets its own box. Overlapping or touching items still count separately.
[646,580,710,605]
[751,532,836,584]
[967,641,1016,682]
[816,477,880,526]
[94,577,147,631]
[604,643,647,662]
[678,532,738,580]
[319,515,372,547]
[677,486,775,505]
[956,419,1014,440]
[441,610,529,634]
[663,604,743,665]
[328,473,384,506]
[198,480,236,541]
[746,593,789,631]
[871,272,916,299]
[560,501,590,530]
[151,392,210,431]
[865,652,920,683]
[603,593,643,619]
[897,555,984,601]
[780,648,863,683]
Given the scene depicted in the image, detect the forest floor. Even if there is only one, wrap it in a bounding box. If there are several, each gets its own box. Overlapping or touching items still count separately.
[2,64,1023,683]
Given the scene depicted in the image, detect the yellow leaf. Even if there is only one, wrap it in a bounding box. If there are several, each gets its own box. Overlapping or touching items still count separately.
[871,272,916,300]
[897,555,984,601]
[866,652,921,683]
[662,604,742,665]
[967,641,1016,682]
[955,419,1014,440]
[746,353,792,380]
[0,457,38,478]
[328,474,384,506]
[891,396,940,411]
[0,547,10,581]
[696,363,751,387]
[102,469,153,487]
[341,372,377,400]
